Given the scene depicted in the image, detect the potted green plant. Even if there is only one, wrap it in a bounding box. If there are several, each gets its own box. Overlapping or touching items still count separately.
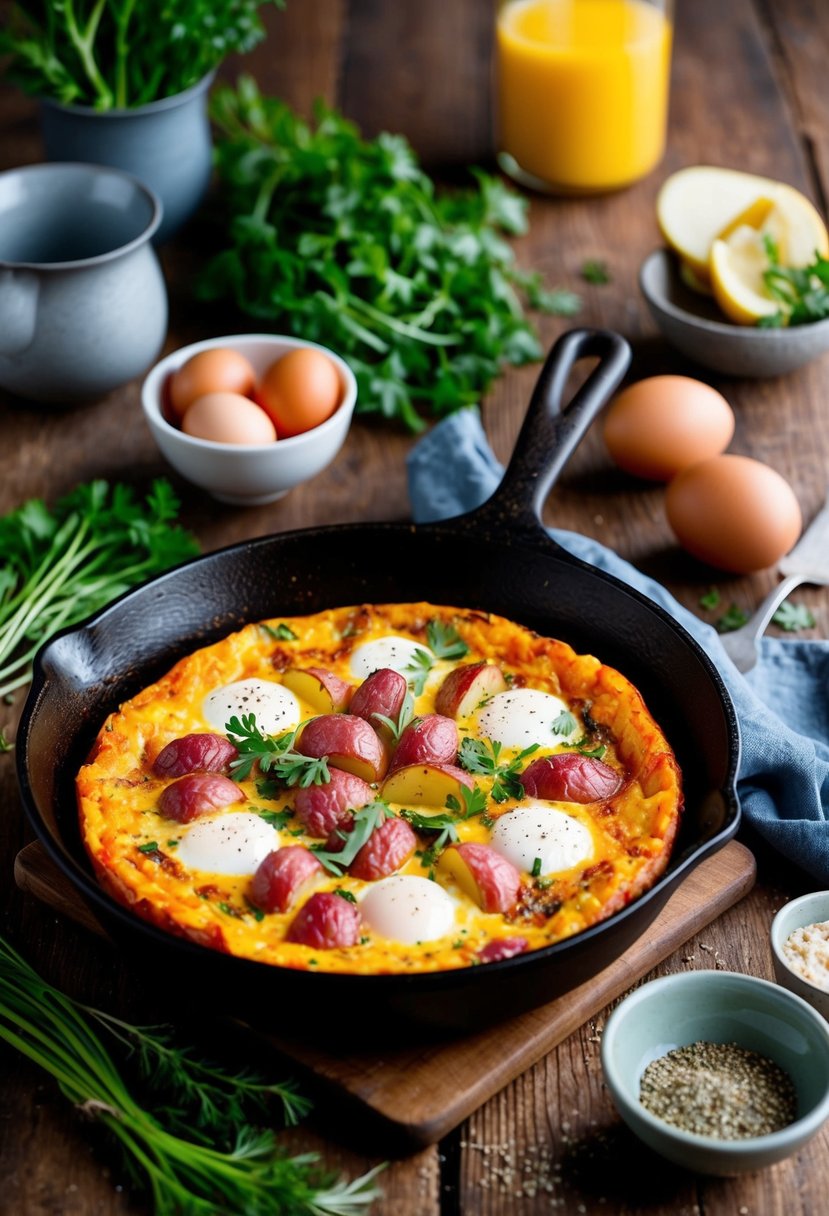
[0,0,284,242]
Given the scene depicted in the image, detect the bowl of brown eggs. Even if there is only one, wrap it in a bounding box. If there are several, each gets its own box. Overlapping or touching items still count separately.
[141,334,357,505]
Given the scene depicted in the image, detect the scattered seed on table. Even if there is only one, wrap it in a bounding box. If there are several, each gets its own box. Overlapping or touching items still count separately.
[639,1041,797,1138]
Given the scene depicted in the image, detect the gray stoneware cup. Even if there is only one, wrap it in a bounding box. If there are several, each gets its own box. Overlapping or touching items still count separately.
[0,162,168,404]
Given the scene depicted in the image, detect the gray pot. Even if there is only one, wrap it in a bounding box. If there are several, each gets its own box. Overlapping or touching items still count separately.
[39,73,214,245]
[0,162,168,403]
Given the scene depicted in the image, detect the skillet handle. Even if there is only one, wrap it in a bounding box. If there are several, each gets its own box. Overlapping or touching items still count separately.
[454,327,631,542]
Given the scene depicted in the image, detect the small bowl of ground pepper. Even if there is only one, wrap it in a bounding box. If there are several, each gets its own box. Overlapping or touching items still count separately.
[601,970,829,1175]
[771,890,829,1020]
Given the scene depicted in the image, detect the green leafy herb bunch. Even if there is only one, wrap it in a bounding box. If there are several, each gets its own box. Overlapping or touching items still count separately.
[198,76,580,432]
[0,1,285,110]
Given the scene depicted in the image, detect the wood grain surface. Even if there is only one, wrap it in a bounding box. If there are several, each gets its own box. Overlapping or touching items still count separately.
[2,2,829,1214]
[12,840,757,1149]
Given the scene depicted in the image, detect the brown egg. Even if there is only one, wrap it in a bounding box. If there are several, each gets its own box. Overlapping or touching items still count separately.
[665,454,802,573]
[603,376,735,481]
[181,392,277,445]
[257,348,342,438]
[169,348,257,421]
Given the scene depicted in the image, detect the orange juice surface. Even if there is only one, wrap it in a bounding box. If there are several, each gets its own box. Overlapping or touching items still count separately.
[495,0,672,192]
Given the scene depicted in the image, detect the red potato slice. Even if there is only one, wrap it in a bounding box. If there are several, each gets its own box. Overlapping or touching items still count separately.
[293,766,374,838]
[157,773,245,823]
[477,937,529,964]
[434,662,508,719]
[285,891,362,949]
[388,713,459,774]
[379,762,473,808]
[250,845,324,913]
[438,842,521,913]
[349,668,408,739]
[296,713,389,783]
[349,816,417,881]
[152,733,238,778]
[520,753,623,802]
[281,666,353,713]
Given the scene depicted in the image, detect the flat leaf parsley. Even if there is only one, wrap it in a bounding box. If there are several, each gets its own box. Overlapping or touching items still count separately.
[198,77,581,432]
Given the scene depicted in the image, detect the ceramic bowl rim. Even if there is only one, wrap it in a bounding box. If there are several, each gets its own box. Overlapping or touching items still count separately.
[141,333,358,454]
[770,890,829,998]
[0,161,163,268]
[639,247,829,343]
[601,969,829,1152]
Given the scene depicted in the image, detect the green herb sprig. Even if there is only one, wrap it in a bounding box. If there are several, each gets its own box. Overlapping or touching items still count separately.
[310,801,392,876]
[370,690,415,742]
[458,737,539,802]
[0,1,284,110]
[403,620,470,694]
[759,239,829,327]
[0,933,383,1214]
[226,714,330,786]
[199,77,581,432]
[772,601,816,632]
[0,479,198,703]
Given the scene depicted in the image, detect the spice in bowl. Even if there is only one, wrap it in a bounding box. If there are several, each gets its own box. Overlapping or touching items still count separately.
[781,920,829,991]
[639,1041,798,1139]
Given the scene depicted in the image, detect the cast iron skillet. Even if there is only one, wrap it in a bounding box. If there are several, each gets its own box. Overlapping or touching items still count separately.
[17,329,741,1036]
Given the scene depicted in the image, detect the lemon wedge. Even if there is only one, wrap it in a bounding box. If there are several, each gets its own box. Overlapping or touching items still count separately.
[709,228,781,325]
[657,166,829,283]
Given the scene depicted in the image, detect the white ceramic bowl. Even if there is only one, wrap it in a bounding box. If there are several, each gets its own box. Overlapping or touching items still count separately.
[639,249,829,378]
[601,970,829,1175]
[141,334,357,505]
[771,891,829,1021]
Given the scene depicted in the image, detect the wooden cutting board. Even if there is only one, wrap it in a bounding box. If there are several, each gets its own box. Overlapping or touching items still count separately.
[15,838,756,1149]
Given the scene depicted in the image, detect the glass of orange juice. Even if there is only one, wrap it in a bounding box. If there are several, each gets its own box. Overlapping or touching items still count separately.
[494,0,674,194]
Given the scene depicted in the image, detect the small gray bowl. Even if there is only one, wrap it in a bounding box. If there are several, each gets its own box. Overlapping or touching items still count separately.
[639,248,829,377]
[771,891,829,1021]
[601,970,829,1175]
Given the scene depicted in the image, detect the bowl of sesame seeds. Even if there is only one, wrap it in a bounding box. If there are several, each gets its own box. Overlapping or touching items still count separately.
[600,970,829,1175]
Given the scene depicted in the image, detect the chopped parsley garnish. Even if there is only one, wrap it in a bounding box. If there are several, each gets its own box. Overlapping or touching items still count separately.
[137,841,159,855]
[531,857,542,878]
[260,622,298,641]
[333,888,357,903]
[403,648,434,696]
[458,737,539,802]
[425,619,469,661]
[371,690,415,741]
[403,620,469,694]
[310,802,392,876]
[255,807,295,830]
[759,242,829,327]
[225,714,329,786]
[699,588,721,610]
[551,710,579,738]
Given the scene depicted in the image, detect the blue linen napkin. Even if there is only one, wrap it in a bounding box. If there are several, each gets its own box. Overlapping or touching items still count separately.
[407,408,829,886]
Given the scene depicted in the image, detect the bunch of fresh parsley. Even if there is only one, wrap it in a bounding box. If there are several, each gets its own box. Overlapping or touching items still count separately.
[0,479,199,710]
[0,1,283,109]
[198,76,581,432]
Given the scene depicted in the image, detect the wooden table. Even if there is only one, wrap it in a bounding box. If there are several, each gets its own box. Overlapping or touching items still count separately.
[2,2,829,1212]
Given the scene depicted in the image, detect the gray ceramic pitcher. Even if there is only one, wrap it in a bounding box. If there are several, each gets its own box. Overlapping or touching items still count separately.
[0,163,168,404]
